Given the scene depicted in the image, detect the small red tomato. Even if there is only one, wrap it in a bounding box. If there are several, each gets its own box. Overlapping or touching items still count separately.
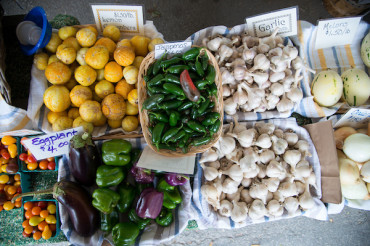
[37,201,48,209]
[47,162,56,170]
[19,153,28,161]
[1,150,10,160]
[27,155,37,163]
[22,231,31,238]
[17,186,22,193]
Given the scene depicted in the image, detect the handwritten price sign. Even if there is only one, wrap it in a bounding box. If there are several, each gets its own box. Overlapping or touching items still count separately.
[22,127,83,160]
[314,16,361,50]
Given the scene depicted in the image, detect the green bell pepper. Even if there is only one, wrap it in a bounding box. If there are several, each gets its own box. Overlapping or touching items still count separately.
[100,208,119,232]
[157,180,182,209]
[112,222,140,246]
[155,208,174,227]
[96,165,125,187]
[116,182,136,213]
[92,188,120,214]
[102,139,132,166]
[128,208,151,230]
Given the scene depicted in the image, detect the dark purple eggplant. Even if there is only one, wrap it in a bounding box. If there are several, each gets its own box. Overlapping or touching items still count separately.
[12,180,100,237]
[69,133,101,186]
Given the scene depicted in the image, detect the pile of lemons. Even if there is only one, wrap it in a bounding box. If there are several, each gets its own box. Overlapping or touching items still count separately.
[35,24,164,133]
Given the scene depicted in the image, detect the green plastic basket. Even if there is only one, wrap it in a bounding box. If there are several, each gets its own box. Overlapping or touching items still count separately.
[21,198,60,239]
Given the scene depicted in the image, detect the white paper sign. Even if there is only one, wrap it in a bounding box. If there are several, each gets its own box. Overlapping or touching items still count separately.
[245,6,298,37]
[333,108,370,128]
[315,16,361,50]
[154,41,192,59]
[0,129,43,138]
[91,5,144,36]
[22,127,83,160]
[137,146,195,175]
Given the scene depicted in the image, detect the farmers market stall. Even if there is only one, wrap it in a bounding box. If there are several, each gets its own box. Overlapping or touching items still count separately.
[0,1,370,246]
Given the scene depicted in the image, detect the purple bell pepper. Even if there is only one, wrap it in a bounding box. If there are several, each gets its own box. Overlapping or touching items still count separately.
[130,162,155,183]
[136,188,163,219]
[164,173,189,186]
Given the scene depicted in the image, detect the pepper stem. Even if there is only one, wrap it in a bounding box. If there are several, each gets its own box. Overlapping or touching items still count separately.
[11,187,54,203]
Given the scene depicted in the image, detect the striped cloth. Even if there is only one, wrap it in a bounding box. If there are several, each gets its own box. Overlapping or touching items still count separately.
[190,118,328,229]
[321,115,370,213]
[57,138,193,246]
[291,20,370,118]
[185,25,297,122]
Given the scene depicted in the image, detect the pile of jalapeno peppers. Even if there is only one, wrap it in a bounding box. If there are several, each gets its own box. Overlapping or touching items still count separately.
[90,139,188,245]
[142,47,221,153]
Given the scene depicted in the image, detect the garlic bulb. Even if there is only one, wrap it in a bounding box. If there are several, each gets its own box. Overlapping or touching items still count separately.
[230,129,256,148]
[284,197,299,216]
[276,93,294,113]
[284,132,299,146]
[214,134,236,157]
[249,181,269,204]
[248,199,267,220]
[299,183,315,210]
[267,200,284,217]
[207,37,223,51]
[222,85,231,97]
[257,164,267,179]
[201,163,219,181]
[199,148,218,163]
[222,177,239,194]
[255,122,275,135]
[254,133,272,149]
[226,186,243,202]
[241,178,252,188]
[262,177,280,192]
[218,44,234,64]
[219,199,233,217]
[231,200,249,222]
[270,82,285,96]
[266,160,286,180]
[240,189,253,204]
[271,135,288,155]
[293,160,312,180]
[294,140,312,157]
[207,161,220,169]
[224,97,238,115]
[250,54,270,71]
[259,149,275,164]
[221,164,243,183]
[279,178,298,197]
[201,184,220,210]
[283,150,302,171]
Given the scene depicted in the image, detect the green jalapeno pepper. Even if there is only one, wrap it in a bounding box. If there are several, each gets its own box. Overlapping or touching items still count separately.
[209,83,218,98]
[201,52,209,71]
[183,125,193,134]
[169,129,186,142]
[143,75,151,83]
[152,122,166,148]
[198,98,210,114]
[163,74,180,84]
[147,74,164,87]
[178,133,190,148]
[202,112,220,126]
[187,62,197,73]
[147,63,154,76]
[178,101,193,111]
[190,107,199,120]
[147,85,168,94]
[208,101,215,109]
[205,65,216,84]
[199,108,212,117]
[166,65,190,74]
[186,120,206,133]
[163,83,186,98]
[192,134,212,146]
[169,111,181,126]
[153,53,166,75]
[158,100,183,110]
[149,112,169,123]
[164,94,177,101]
[158,143,177,151]
[155,208,173,227]
[162,124,183,143]
[188,71,201,81]
[142,94,165,111]
[160,57,183,69]
[182,47,200,61]
[195,60,205,77]
[194,80,208,90]
[209,119,221,133]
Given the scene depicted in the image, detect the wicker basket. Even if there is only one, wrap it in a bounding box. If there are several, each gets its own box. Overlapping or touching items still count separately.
[138,48,223,157]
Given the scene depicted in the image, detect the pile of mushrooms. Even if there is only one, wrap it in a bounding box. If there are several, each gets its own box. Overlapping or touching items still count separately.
[202,29,315,115]
[199,120,317,224]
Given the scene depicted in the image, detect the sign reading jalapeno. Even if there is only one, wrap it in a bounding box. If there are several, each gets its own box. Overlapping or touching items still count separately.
[142,48,221,153]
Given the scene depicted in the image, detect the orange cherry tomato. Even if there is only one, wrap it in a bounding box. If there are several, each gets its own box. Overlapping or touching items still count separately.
[15,200,22,208]
[33,231,42,240]
[27,162,38,170]
[24,225,34,234]
[24,201,34,211]
[22,220,30,228]
[23,231,31,238]
[31,206,41,216]
[6,185,17,195]
[25,210,33,220]
[38,221,48,231]
[40,210,49,219]
[14,174,20,181]
[3,201,14,210]
[47,157,55,162]
[39,160,48,170]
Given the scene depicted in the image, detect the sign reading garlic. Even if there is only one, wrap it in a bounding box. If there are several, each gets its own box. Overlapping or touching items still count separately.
[245,6,298,37]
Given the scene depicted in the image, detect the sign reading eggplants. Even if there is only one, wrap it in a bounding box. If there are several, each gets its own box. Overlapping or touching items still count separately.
[22,127,84,160]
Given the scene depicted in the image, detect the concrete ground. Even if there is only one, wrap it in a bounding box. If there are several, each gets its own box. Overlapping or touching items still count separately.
[2,0,370,246]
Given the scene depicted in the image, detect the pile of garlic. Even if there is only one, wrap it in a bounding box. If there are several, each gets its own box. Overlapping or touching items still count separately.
[202,29,315,115]
[200,121,317,224]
